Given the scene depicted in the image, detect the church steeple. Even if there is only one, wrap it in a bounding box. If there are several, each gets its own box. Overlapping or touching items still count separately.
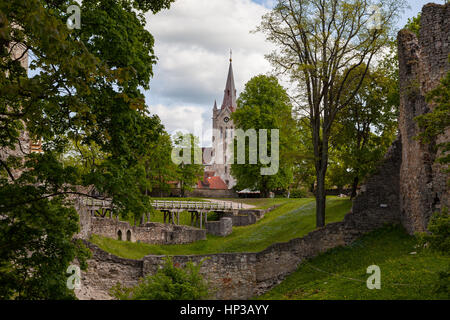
[221,54,237,112]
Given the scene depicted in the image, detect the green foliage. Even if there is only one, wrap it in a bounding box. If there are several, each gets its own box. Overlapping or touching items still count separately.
[231,75,297,197]
[433,267,450,297]
[206,211,220,221]
[173,133,204,197]
[110,257,210,300]
[405,13,421,38]
[258,225,450,300]
[416,208,450,255]
[0,0,174,299]
[258,0,407,227]
[145,132,178,196]
[329,64,398,197]
[91,197,352,258]
[415,61,450,169]
[289,188,309,198]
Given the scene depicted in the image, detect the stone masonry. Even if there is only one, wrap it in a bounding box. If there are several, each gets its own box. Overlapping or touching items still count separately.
[397,3,450,233]
[75,204,206,245]
[75,3,449,300]
[205,217,233,236]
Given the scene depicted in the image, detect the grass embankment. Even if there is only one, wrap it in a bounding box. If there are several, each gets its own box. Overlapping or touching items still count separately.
[257,225,450,300]
[91,197,352,259]
[210,198,292,209]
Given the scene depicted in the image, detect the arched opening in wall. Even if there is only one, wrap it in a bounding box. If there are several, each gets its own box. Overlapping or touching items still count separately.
[126,230,132,241]
[117,230,122,241]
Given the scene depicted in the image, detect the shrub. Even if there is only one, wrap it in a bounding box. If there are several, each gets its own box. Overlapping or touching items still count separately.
[207,211,220,221]
[289,188,308,198]
[110,257,210,300]
[416,207,450,254]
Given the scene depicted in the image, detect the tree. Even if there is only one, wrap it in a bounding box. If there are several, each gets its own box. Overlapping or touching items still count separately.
[0,0,174,299]
[258,0,405,227]
[329,64,398,198]
[173,133,203,197]
[291,116,316,195]
[405,13,421,38]
[145,132,178,197]
[231,75,297,197]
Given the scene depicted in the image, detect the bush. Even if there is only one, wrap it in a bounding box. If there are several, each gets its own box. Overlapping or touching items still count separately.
[416,207,450,254]
[207,211,220,221]
[289,188,308,198]
[433,267,450,298]
[110,257,210,300]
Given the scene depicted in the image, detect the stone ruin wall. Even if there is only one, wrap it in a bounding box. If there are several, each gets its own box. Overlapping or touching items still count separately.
[75,205,206,245]
[205,217,233,236]
[75,3,449,300]
[77,138,402,300]
[397,3,450,233]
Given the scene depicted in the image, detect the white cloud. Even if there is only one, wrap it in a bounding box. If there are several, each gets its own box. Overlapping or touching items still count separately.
[144,0,274,145]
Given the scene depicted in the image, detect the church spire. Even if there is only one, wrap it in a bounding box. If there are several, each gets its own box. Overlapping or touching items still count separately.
[221,54,237,111]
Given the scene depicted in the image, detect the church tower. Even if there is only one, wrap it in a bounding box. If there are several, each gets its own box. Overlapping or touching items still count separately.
[210,53,237,188]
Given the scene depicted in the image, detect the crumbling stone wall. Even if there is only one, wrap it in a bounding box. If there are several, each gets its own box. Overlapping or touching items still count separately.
[90,217,206,245]
[75,3,449,300]
[205,217,233,236]
[77,203,395,300]
[74,205,206,245]
[397,3,450,233]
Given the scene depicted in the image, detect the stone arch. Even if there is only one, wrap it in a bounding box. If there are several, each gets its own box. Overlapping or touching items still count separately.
[117,230,122,241]
[126,230,132,241]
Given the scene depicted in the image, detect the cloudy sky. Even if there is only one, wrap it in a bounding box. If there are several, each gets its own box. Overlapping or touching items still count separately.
[144,0,444,147]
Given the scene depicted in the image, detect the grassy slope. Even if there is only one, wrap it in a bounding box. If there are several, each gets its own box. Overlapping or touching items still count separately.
[91,197,352,259]
[257,225,450,300]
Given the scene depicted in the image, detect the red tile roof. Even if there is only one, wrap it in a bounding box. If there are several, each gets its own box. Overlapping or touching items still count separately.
[197,175,228,190]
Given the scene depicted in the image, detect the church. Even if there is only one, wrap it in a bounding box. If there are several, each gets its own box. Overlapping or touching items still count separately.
[198,55,238,190]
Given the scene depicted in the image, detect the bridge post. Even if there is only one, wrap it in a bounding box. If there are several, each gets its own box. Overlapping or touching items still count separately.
[171,210,175,225]
[200,212,203,229]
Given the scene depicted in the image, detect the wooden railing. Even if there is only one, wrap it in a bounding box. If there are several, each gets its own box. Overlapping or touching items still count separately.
[151,200,242,210]
[79,198,242,211]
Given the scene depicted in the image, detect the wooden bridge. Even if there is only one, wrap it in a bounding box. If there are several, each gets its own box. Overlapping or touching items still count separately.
[78,198,242,228]
[151,200,243,211]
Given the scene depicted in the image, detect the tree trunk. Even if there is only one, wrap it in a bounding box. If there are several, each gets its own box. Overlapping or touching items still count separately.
[350,176,359,199]
[315,170,326,228]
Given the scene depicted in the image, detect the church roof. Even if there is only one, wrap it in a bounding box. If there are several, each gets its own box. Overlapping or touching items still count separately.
[221,60,237,112]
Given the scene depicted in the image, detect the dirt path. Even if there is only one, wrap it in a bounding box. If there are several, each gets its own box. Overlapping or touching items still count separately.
[201,198,256,209]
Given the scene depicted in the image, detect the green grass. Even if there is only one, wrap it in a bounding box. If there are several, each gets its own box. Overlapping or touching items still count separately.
[120,210,216,227]
[91,197,352,259]
[209,198,292,209]
[256,225,450,300]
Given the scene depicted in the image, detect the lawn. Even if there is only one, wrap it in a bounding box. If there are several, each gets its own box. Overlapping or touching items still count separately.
[91,197,352,259]
[209,197,293,209]
[256,225,450,300]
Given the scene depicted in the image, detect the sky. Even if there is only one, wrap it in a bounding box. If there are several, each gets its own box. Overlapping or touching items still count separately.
[142,0,445,147]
